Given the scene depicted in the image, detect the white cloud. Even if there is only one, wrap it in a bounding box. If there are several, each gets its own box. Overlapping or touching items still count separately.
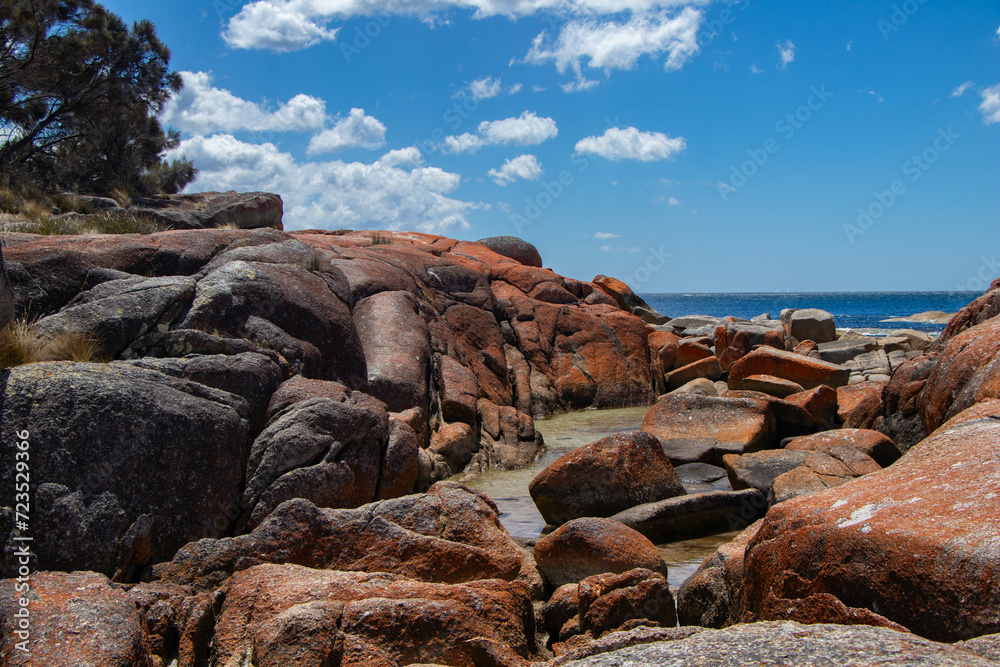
[951,81,975,98]
[442,133,488,154]
[458,77,524,100]
[480,111,558,144]
[846,39,853,51]
[575,126,686,162]
[595,232,621,238]
[488,154,543,185]
[441,111,558,153]
[160,71,327,134]
[523,8,703,90]
[750,64,762,74]
[224,2,339,51]
[467,76,503,100]
[166,135,480,233]
[307,108,387,154]
[378,146,423,167]
[778,39,795,69]
[667,196,679,206]
[980,84,1000,125]
[223,0,710,51]
[600,245,613,251]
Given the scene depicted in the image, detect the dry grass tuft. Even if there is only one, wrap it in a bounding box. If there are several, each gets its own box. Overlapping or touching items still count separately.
[370,231,393,245]
[0,320,44,367]
[0,320,106,367]
[110,186,133,209]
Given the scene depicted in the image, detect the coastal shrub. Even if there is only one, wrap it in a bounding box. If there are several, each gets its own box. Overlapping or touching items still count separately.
[371,231,393,245]
[0,1,196,197]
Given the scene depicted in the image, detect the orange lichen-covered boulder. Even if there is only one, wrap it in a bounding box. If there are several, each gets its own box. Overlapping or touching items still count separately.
[533,518,668,589]
[210,563,537,667]
[529,432,684,526]
[729,347,850,391]
[642,394,776,466]
[735,417,1000,641]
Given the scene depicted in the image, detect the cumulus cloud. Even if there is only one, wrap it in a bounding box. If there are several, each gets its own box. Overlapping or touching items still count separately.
[523,8,702,90]
[980,84,1000,125]
[441,111,558,154]
[166,135,480,232]
[223,0,709,51]
[595,232,621,238]
[778,39,795,69]
[224,2,339,51]
[951,81,975,98]
[575,126,686,162]
[307,108,387,154]
[488,154,543,185]
[160,71,327,134]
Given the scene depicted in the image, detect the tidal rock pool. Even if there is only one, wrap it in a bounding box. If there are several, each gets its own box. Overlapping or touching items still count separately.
[464,406,738,589]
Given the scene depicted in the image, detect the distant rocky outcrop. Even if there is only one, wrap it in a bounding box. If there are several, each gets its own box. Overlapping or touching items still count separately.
[69,190,285,231]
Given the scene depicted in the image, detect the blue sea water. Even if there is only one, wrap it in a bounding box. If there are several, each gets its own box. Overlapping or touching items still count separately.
[640,292,982,335]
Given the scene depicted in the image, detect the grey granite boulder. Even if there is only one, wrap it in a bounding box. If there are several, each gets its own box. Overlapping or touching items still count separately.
[130,191,283,230]
[789,308,837,344]
[32,275,196,359]
[609,489,766,542]
[476,235,543,267]
[0,363,250,579]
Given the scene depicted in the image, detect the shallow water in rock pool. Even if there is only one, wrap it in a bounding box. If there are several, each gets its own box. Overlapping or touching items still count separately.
[463,406,739,589]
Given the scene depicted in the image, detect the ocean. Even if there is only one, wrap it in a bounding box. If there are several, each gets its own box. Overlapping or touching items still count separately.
[640,292,983,336]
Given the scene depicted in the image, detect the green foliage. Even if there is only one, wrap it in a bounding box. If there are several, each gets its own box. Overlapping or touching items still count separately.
[0,0,196,196]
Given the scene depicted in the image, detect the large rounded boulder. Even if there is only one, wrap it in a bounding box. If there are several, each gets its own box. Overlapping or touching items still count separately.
[529,432,685,526]
[476,235,543,267]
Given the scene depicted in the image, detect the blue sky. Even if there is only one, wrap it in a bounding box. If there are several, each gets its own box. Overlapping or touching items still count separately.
[102,0,1000,292]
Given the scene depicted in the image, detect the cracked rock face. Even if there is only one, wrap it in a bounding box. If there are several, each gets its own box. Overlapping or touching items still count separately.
[721,417,1000,641]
